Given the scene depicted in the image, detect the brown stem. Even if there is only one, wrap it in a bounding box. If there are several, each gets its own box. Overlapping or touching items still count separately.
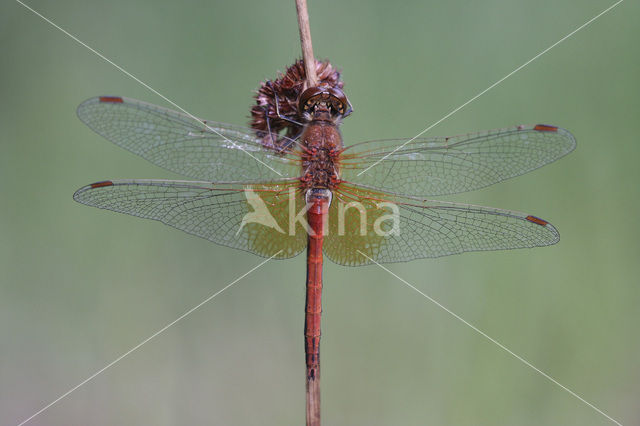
[295,0,318,88]
[295,2,321,424]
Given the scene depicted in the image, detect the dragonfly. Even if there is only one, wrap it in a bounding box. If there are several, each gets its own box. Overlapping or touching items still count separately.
[73,84,575,424]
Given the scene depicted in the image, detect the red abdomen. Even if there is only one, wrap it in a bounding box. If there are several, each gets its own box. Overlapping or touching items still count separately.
[305,192,329,379]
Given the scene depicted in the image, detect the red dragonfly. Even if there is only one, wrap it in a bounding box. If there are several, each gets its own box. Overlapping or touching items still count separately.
[74,84,575,423]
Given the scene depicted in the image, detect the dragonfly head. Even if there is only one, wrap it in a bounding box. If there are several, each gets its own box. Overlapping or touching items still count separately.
[299,86,353,123]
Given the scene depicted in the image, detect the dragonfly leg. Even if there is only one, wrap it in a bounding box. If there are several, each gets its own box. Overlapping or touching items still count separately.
[266,80,304,127]
[261,82,303,153]
[263,103,278,148]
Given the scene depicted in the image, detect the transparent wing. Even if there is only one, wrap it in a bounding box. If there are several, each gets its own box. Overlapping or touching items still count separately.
[340,124,575,197]
[73,179,308,259]
[77,96,301,182]
[324,183,560,266]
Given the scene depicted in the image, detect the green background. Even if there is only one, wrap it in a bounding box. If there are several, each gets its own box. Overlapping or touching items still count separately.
[1,0,638,425]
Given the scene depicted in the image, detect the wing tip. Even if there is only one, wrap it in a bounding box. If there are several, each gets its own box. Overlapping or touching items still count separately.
[77,95,123,112]
[73,180,114,202]
[524,123,577,153]
[77,96,124,121]
[525,214,561,243]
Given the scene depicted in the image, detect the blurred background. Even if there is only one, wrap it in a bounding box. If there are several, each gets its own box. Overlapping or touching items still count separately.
[1,0,638,424]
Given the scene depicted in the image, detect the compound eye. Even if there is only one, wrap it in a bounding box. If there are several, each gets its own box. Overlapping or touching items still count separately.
[299,86,325,113]
[328,99,342,114]
[327,87,349,115]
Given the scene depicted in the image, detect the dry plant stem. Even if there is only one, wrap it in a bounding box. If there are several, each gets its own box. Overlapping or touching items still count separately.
[295,1,321,424]
[295,0,318,87]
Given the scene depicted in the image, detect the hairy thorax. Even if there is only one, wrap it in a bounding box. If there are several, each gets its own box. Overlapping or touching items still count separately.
[300,121,343,190]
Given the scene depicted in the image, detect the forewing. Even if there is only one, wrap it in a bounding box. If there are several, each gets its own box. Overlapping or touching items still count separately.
[340,124,575,197]
[73,179,308,259]
[324,183,559,266]
[77,96,300,182]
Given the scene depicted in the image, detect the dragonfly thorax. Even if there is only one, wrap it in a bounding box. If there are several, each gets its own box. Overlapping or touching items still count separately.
[300,123,342,190]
